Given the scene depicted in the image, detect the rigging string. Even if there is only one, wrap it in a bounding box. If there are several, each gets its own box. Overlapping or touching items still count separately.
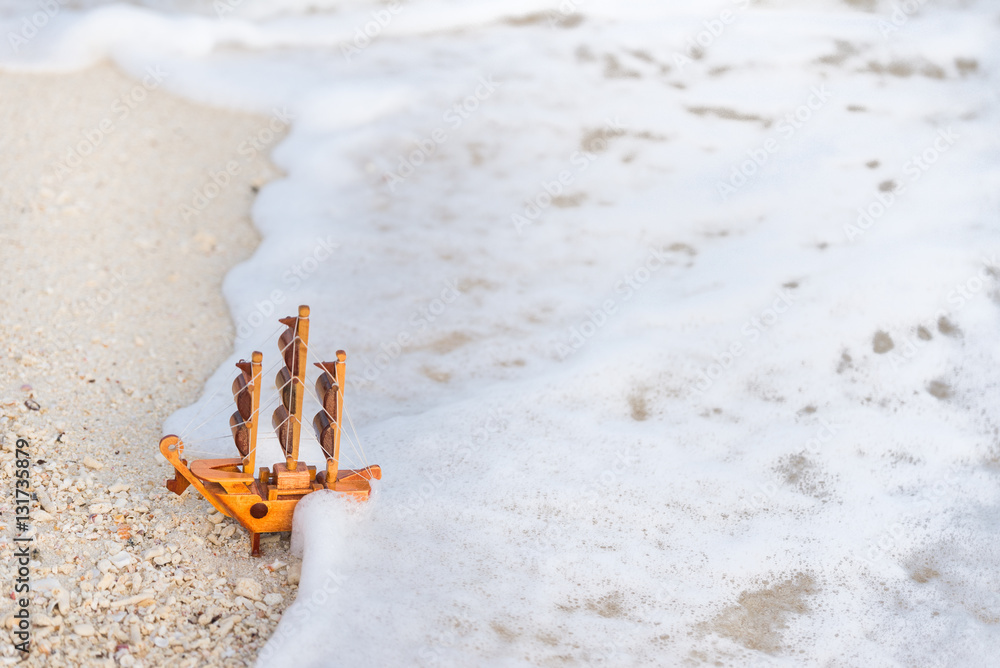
[238,369,302,463]
[176,317,374,476]
[177,322,290,438]
[341,397,372,476]
[180,391,284,455]
[301,382,370,474]
[243,331,371,472]
[177,373,229,437]
[295,335,373,473]
[180,330,297,441]
[235,355,368,471]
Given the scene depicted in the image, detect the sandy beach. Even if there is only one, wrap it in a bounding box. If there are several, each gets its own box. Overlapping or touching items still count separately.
[1,2,998,665]
[0,64,290,666]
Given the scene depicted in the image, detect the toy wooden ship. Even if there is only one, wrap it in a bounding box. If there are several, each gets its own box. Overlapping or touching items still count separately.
[160,305,380,556]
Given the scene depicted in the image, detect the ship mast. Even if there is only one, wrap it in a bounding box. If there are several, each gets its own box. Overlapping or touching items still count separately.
[273,305,310,471]
[230,351,262,475]
[313,350,347,486]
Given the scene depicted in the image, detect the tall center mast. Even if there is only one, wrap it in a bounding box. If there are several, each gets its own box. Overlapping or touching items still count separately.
[273,304,310,471]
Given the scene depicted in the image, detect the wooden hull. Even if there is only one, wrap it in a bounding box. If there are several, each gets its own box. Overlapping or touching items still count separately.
[160,435,379,555]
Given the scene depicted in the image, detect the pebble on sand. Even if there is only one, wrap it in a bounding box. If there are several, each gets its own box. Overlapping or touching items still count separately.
[55,589,71,615]
[286,561,302,586]
[234,578,263,601]
[217,615,241,636]
[74,623,96,637]
[142,546,165,561]
[36,488,57,512]
[109,551,134,569]
[83,455,104,470]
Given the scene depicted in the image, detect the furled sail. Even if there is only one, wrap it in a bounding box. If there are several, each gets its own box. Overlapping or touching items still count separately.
[272,306,310,469]
[312,352,346,484]
[229,352,262,472]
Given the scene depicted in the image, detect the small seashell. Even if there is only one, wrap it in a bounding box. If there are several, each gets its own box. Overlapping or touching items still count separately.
[117,524,131,541]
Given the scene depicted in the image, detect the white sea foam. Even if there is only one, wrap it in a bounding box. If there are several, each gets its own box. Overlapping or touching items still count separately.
[4,1,1000,664]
